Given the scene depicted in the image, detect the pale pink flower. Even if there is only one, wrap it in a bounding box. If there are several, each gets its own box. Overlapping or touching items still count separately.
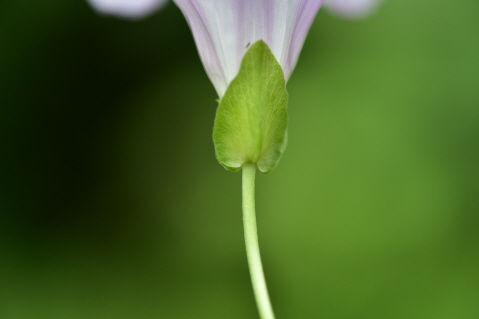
[87,0,381,96]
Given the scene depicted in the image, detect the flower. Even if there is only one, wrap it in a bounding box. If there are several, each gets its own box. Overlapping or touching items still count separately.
[87,0,380,97]
[87,0,322,98]
[172,0,323,97]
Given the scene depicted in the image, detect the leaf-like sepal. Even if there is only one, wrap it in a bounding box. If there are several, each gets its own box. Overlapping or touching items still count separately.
[213,40,288,174]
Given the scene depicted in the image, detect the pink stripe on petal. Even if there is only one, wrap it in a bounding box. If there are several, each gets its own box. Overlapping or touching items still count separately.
[173,0,323,97]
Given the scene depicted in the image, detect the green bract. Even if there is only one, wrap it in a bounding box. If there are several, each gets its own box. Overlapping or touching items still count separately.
[213,40,289,174]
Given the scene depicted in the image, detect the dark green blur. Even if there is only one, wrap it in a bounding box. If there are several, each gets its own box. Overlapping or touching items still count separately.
[1,0,478,318]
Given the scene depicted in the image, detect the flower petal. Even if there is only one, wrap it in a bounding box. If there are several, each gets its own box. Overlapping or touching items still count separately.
[86,0,168,19]
[324,0,381,19]
[173,0,323,97]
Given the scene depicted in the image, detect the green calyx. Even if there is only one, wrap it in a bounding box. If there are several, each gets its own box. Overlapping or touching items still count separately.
[213,40,289,174]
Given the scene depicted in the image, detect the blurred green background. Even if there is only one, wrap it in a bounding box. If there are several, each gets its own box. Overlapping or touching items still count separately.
[1,0,478,318]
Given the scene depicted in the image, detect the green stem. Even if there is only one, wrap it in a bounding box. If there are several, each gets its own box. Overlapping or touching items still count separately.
[242,162,275,319]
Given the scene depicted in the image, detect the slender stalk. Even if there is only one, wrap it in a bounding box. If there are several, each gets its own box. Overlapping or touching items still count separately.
[242,162,275,319]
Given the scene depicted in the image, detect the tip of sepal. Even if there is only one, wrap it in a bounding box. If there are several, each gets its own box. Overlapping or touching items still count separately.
[257,129,288,174]
[218,163,242,173]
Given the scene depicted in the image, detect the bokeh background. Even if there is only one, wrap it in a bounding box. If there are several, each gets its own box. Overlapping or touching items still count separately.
[1,0,478,318]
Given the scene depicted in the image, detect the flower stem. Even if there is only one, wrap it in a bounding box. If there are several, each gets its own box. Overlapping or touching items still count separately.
[242,162,275,319]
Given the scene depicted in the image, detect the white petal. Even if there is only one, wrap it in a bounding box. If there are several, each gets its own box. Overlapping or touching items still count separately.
[87,0,168,19]
[324,0,381,19]
[173,0,323,97]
